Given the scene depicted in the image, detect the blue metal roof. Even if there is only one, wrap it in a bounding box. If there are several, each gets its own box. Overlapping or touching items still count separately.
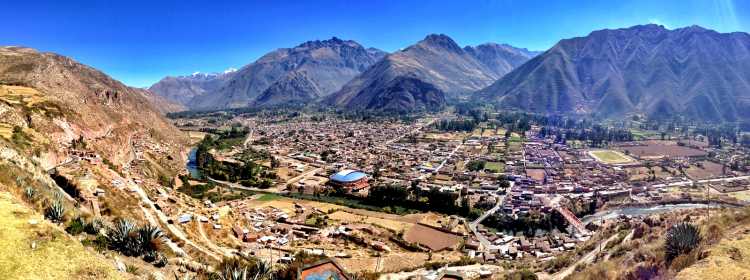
[330,169,367,183]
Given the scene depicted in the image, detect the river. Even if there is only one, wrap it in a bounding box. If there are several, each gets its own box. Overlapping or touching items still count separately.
[186,147,203,180]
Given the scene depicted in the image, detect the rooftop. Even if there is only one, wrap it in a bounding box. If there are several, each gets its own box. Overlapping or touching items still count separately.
[330,169,367,183]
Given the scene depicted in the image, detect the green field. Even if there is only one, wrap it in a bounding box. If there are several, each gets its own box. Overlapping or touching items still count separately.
[484,161,505,173]
[256,193,282,201]
[589,150,635,164]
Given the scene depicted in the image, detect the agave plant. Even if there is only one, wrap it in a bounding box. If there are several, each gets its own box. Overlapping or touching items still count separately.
[108,219,138,255]
[138,225,165,254]
[24,187,36,201]
[665,222,702,262]
[44,200,65,223]
[219,266,248,280]
[215,258,252,280]
[250,261,273,280]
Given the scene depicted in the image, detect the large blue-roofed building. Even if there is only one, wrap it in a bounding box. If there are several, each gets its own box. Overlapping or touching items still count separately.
[329,169,369,191]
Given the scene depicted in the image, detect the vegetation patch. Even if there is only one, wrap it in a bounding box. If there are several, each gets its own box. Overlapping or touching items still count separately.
[0,191,123,280]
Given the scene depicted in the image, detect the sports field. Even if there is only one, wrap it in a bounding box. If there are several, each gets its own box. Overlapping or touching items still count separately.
[589,150,635,164]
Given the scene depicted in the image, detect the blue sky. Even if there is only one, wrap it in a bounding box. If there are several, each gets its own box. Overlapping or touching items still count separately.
[1,0,748,87]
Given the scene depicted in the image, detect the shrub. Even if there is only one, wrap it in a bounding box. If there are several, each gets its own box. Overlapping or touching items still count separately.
[85,218,104,235]
[504,269,537,280]
[670,251,699,272]
[665,222,702,262]
[81,234,109,252]
[65,217,86,235]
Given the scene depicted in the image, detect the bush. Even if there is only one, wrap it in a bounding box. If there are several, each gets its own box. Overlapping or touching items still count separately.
[665,222,702,262]
[65,217,86,235]
[504,269,537,280]
[81,234,109,252]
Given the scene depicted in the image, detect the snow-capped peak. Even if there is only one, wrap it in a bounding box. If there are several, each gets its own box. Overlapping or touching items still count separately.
[224,67,237,74]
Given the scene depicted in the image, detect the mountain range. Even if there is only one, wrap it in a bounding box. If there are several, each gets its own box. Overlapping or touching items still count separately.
[148,25,750,123]
[325,34,539,111]
[151,37,386,110]
[150,35,538,112]
[475,24,750,122]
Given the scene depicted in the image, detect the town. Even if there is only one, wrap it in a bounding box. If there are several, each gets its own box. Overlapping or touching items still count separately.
[152,109,750,279]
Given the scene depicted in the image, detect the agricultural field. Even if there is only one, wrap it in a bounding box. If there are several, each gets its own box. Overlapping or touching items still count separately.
[0,85,47,107]
[727,190,750,202]
[588,150,635,164]
[403,224,462,251]
[471,127,506,137]
[686,161,725,180]
[618,142,707,159]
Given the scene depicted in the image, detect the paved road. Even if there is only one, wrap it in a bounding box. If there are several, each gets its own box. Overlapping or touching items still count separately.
[418,142,463,181]
[468,186,510,251]
[549,232,622,280]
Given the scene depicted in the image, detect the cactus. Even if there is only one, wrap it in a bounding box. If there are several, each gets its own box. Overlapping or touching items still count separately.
[664,222,701,262]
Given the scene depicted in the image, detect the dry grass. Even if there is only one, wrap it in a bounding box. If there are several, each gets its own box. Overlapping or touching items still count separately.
[0,191,124,280]
[728,190,750,202]
[0,85,47,106]
[677,232,750,279]
[328,211,412,232]
[0,124,12,139]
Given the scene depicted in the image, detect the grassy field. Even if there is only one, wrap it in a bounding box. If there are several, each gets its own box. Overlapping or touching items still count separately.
[0,191,123,280]
[589,150,635,164]
[485,161,505,173]
[255,193,282,202]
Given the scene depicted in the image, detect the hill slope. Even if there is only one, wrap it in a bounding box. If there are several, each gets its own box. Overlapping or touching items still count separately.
[0,46,186,172]
[327,34,537,111]
[475,24,750,122]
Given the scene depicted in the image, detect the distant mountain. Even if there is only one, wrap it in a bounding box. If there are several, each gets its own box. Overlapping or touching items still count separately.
[475,24,750,122]
[326,34,538,112]
[148,71,235,107]
[164,37,386,110]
